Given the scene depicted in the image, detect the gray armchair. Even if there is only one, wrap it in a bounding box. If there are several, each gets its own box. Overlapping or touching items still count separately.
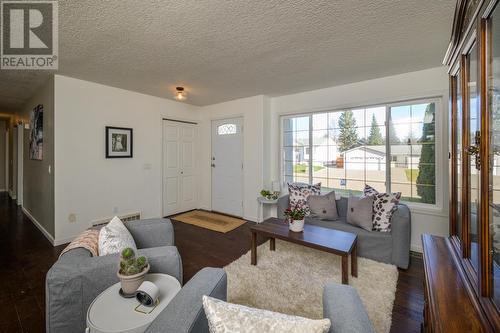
[46,218,182,333]
[323,283,375,333]
[145,267,227,333]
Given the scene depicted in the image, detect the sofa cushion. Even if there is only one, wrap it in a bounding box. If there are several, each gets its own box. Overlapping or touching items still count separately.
[308,191,338,220]
[305,217,393,265]
[346,196,373,231]
[202,296,331,333]
[288,182,321,215]
[335,197,349,217]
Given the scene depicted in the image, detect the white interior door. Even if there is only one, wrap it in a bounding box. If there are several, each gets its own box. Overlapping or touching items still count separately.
[211,117,243,217]
[162,120,196,216]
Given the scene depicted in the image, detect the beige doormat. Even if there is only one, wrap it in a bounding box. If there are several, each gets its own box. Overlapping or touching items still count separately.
[172,210,246,233]
[224,239,398,333]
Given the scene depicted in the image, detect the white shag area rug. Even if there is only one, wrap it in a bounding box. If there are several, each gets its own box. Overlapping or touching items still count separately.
[224,240,398,333]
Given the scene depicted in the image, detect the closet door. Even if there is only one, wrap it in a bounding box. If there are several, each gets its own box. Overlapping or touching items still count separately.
[162,120,197,216]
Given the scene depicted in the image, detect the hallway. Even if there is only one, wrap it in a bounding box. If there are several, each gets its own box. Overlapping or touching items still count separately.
[0,193,64,332]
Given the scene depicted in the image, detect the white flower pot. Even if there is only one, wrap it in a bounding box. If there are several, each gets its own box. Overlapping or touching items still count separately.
[289,219,305,232]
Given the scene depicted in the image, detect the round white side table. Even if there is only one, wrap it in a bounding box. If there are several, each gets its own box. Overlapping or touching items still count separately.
[257,197,278,223]
[86,273,181,333]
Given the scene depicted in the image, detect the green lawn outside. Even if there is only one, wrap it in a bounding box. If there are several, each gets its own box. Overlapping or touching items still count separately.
[294,164,324,173]
[404,169,419,182]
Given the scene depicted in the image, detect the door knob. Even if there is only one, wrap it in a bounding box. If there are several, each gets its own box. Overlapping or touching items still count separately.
[466,131,481,170]
[211,164,215,168]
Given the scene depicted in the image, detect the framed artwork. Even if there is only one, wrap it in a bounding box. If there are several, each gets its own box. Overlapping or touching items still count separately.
[105,126,133,158]
[29,104,43,160]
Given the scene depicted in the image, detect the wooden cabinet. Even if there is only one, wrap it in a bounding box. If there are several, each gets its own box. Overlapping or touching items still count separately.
[432,0,500,331]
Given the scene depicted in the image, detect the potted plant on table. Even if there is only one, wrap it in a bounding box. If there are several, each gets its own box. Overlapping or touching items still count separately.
[260,189,280,201]
[283,206,307,232]
[117,247,150,295]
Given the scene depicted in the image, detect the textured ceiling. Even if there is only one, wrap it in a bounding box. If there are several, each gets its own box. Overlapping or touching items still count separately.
[0,0,455,109]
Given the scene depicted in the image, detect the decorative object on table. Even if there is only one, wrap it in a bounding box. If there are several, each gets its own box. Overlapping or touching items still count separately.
[105,126,133,158]
[202,295,331,333]
[117,247,150,295]
[136,281,160,307]
[287,182,321,215]
[98,216,137,256]
[362,184,401,232]
[307,191,338,220]
[29,104,43,160]
[260,189,280,200]
[283,206,307,232]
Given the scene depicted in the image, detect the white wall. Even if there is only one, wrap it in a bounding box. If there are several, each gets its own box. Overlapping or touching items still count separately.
[54,75,200,244]
[198,96,266,222]
[269,67,450,252]
[18,77,55,241]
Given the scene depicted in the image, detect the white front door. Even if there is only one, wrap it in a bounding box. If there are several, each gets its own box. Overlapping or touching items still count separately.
[211,117,243,217]
[162,120,196,216]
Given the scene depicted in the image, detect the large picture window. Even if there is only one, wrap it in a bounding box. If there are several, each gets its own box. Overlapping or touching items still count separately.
[282,98,438,205]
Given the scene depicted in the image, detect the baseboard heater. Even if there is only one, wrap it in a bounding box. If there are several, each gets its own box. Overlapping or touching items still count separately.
[92,212,141,227]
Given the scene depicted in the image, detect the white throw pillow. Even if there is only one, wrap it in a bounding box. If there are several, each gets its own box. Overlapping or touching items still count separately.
[202,296,331,333]
[98,216,137,256]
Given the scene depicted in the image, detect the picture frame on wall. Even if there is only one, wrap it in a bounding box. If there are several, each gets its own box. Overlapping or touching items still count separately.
[29,104,43,160]
[105,126,133,158]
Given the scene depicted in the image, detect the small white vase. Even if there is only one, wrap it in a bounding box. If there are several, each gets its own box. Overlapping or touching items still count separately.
[289,219,305,232]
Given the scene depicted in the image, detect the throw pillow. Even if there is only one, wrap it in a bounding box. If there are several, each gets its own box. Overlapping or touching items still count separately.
[98,216,137,256]
[288,182,321,215]
[307,191,338,220]
[202,296,331,333]
[363,184,402,232]
[346,196,374,231]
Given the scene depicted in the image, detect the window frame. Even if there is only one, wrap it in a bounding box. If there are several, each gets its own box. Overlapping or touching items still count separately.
[279,96,444,211]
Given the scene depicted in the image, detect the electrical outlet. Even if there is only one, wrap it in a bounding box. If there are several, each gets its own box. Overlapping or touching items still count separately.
[68,214,76,223]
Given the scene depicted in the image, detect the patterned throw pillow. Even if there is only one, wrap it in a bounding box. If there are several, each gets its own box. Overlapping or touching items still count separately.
[288,182,321,215]
[202,296,331,333]
[363,184,401,232]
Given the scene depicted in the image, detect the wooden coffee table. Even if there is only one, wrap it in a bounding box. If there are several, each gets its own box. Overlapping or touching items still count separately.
[250,218,358,284]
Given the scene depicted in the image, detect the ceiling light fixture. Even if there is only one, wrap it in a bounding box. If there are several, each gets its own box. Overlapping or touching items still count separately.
[175,87,186,101]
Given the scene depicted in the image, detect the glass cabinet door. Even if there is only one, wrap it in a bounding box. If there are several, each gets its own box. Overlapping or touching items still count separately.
[467,42,480,272]
[488,3,500,310]
[456,72,463,242]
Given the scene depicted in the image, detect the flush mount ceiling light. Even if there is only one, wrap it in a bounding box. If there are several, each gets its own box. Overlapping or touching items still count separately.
[175,87,186,101]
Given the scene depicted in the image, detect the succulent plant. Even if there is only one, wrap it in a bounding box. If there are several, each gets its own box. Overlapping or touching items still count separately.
[119,247,148,276]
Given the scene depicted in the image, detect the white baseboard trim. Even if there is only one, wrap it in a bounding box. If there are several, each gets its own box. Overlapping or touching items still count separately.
[244,215,258,223]
[22,207,55,245]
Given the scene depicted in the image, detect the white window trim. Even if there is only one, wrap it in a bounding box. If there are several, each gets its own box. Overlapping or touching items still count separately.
[279,97,445,213]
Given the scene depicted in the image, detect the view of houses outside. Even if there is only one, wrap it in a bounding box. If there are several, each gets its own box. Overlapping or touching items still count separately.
[283,102,436,204]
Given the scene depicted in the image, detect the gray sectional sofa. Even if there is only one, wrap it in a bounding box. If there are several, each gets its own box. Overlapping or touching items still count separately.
[278,194,411,269]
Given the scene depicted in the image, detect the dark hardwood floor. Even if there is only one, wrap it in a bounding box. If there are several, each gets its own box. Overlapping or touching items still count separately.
[0,194,424,332]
